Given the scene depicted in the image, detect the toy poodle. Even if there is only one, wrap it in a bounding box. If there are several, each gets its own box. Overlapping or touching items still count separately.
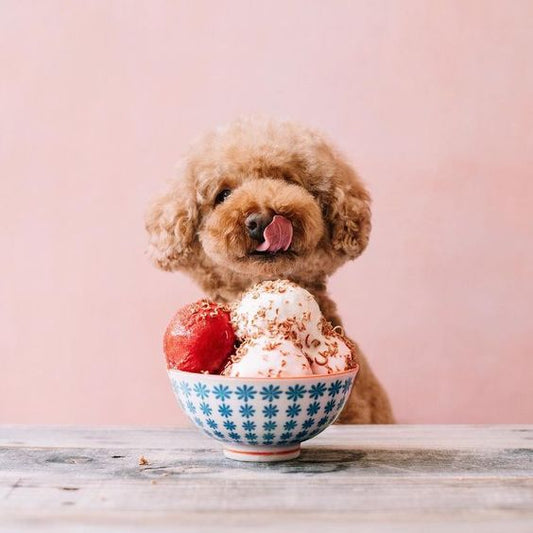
[145,116,394,424]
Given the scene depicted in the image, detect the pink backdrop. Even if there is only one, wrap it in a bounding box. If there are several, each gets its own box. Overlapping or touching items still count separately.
[2,1,532,425]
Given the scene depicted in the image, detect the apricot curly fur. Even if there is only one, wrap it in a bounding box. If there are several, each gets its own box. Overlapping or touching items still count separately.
[145,116,394,424]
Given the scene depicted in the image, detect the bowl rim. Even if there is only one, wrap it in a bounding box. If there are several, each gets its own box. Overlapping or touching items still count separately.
[168,364,359,381]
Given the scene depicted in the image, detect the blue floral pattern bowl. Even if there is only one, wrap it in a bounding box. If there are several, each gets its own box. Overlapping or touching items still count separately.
[168,366,358,461]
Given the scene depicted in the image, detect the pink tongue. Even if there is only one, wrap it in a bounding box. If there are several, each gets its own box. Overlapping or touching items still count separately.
[256,215,293,253]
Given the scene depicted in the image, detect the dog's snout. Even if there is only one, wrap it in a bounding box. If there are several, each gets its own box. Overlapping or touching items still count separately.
[245,213,272,242]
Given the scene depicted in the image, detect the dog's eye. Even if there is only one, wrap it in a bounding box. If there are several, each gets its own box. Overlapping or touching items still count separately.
[214,189,232,205]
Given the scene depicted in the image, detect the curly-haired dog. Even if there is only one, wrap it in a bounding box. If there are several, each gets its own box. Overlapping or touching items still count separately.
[146,116,394,423]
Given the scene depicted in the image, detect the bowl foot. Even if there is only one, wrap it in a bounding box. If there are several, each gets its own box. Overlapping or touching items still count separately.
[223,443,301,462]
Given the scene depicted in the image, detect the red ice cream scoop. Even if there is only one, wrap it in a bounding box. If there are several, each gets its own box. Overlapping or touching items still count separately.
[164,300,236,374]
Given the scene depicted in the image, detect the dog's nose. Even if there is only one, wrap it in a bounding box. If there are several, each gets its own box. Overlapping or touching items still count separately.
[245,213,272,242]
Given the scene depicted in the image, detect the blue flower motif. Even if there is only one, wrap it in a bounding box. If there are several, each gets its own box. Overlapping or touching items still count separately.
[213,384,232,401]
[296,430,308,439]
[206,418,218,429]
[260,384,282,402]
[245,432,258,442]
[263,404,279,419]
[302,417,315,429]
[306,401,320,416]
[342,379,352,394]
[171,380,181,395]
[263,421,277,431]
[193,416,203,427]
[214,430,224,439]
[218,403,233,418]
[193,383,210,399]
[186,400,196,414]
[223,420,236,431]
[239,404,255,418]
[263,433,275,442]
[280,431,293,440]
[228,431,241,441]
[309,382,326,399]
[235,384,256,401]
[286,384,306,401]
[284,420,297,431]
[328,380,343,397]
[180,381,192,397]
[324,399,336,414]
[305,428,319,439]
[242,420,256,432]
[199,402,212,416]
[286,403,302,418]
[318,416,329,427]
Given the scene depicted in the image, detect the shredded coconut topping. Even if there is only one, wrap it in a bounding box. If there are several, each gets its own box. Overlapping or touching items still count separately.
[223,280,358,377]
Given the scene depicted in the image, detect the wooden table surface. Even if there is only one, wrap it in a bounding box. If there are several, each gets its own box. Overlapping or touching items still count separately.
[1,425,533,532]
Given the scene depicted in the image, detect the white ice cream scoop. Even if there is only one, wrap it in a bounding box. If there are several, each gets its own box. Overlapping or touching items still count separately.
[231,279,323,342]
[229,280,357,377]
[223,337,313,378]
[306,329,355,375]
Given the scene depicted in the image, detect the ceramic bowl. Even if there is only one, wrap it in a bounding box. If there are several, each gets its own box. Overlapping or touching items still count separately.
[168,366,359,462]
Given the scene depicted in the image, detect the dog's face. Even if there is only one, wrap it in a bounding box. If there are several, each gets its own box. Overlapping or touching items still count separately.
[146,117,371,286]
[200,174,325,276]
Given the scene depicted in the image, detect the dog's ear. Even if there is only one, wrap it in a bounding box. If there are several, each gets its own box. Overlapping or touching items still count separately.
[145,179,199,271]
[323,156,371,260]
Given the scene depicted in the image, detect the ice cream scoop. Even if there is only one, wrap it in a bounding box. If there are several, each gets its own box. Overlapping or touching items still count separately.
[164,300,236,374]
[230,280,357,377]
[223,337,313,377]
[306,328,355,375]
[231,279,323,342]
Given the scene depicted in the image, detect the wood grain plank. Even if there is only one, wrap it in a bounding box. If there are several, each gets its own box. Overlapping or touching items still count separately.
[2,513,533,533]
[2,512,533,533]
[2,424,533,450]
[1,426,532,532]
[2,444,533,482]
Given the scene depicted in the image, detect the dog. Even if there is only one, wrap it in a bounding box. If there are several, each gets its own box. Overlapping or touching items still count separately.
[145,116,394,423]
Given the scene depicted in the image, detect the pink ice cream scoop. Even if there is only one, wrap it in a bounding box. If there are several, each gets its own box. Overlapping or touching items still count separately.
[255,215,293,253]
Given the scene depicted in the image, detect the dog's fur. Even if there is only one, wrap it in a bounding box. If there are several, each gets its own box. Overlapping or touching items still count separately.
[146,116,394,423]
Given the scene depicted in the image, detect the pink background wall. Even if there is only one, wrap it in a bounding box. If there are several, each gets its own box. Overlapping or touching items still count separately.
[2,1,532,425]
